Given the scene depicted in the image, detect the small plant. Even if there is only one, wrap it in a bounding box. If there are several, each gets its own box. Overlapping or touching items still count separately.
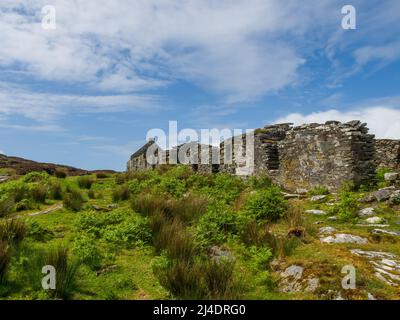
[50,182,63,200]
[153,259,206,300]
[0,196,15,217]
[63,189,85,211]
[248,175,272,190]
[15,199,35,212]
[112,185,131,202]
[169,194,209,224]
[285,203,304,229]
[30,184,48,203]
[264,232,300,258]
[0,219,26,246]
[131,194,167,217]
[77,176,95,189]
[0,242,11,284]
[246,246,273,271]
[202,258,238,299]
[308,186,330,196]
[26,220,54,242]
[102,216,152,248]
[23,172,49,183]
[195,203,237,248]
[239,221,267,247]
[243,186,286,222]
[72,234,103,270]
[330,190,359,222]
[44,247,78,299]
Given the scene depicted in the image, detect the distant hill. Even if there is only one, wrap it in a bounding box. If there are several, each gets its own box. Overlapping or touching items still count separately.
[0,154,115,176]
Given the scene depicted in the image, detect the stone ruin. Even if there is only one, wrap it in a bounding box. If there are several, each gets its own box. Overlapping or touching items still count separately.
[127,120,399,192]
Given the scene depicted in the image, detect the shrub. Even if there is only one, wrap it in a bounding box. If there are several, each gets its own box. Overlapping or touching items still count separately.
[239,221,268,247]
[246,246,273,271]
[63,189,85,211]
[285,203,304,229]
[115,174,126,185]
[77,176,95,189]
[50,182,63,200]
[54,170,67,179]
[88,189,96,199]
[15,199,35,212]
[44,247,78,299]
[0,219,26,246]
[152,219,196,261]
[102,217,152,248]
[112,185,131,202]
[0,196,15,217]
[243,187,286,222]
[330,191,359,222]
[159,176,186,198]
[30,184,48,203]
[126,179,142,194]
[72,234,102,270]
[95,172,108,179]
[0,242,11,284]
[26,220,54,242]
[131,194,167,217]
[169,194,209,224]
[195,203,237,248]
[5,182,28,202]
[202,258,238,299]
[153,258,206,300]
[23,172,49,183]
[264,232,300,258]
[248,175,272,190]
[211,174,244,204]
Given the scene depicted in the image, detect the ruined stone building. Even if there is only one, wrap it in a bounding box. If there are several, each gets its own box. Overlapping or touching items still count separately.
[127,120,399,192]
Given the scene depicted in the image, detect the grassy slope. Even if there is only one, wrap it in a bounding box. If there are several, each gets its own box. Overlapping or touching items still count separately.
[0,170,399,300]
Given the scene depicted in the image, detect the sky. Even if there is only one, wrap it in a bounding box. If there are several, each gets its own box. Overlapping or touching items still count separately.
[0,0,399,171]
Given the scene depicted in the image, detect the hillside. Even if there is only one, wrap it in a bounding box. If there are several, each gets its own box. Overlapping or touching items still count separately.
[0,154,114,176]
[0,167,399,300]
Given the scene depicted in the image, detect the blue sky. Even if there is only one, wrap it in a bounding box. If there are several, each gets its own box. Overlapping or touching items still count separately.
[0,0,399,170]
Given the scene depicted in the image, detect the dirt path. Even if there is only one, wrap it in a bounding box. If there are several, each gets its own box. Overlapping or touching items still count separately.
[12,203,63,220]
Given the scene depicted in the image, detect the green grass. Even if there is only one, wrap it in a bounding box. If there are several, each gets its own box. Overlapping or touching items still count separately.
[0,167,399,300]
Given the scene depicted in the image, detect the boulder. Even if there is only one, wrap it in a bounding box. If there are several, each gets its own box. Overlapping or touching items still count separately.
[296,188,308,195]
[305,209,327,215]
[384,172,399,181]
[351,249,400,286]
[371,229,400,237]
[319,226,336,235]
[320,233,368,244]
[358,207,375,217]
[372,189,393,202]
[311,195,327,202]
[209,246,234,261]
[366,217,385,224]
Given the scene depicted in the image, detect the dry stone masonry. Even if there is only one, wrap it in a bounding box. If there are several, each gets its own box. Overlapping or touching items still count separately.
[127,120,400,192]
[374,139,400,170]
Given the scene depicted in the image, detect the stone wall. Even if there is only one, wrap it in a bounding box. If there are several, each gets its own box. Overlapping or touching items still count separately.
[127,120,397,192]
[276,121,376,191]
[374,139,400,169]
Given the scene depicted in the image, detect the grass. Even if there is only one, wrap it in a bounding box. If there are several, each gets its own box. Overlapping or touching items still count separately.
[0,168,399,300]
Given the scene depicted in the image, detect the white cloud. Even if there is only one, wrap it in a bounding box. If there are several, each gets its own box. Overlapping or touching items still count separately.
[275,105,400,139]
[0,0,339,103]
[0,82,160,123]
